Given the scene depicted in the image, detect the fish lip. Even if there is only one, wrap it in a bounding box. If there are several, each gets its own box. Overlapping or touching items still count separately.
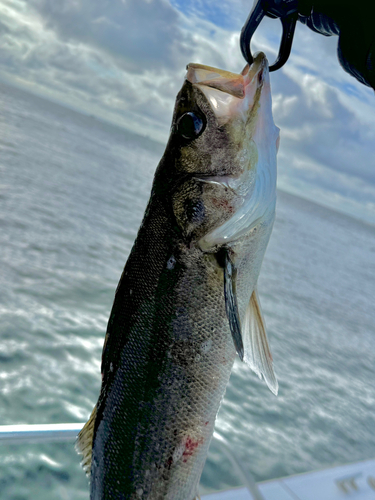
[241,52,269,103]
[243,52,268,80]
[185,52,268,100]
[184,54,269,125]
[185,64,245,98]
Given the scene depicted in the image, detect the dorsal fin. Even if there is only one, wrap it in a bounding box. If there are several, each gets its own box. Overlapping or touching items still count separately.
[75,405,97,476]
[242,288,278,395]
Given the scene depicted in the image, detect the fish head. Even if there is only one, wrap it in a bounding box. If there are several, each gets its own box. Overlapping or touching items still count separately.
[161,52,279,246]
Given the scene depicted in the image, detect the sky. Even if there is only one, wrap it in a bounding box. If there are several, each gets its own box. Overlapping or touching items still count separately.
[1,0,375,223]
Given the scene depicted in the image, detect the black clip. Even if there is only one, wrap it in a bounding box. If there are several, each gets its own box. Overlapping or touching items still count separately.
[240,0,299,71]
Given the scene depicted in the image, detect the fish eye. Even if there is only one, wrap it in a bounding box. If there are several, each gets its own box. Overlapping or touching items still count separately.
[176,112,205,140]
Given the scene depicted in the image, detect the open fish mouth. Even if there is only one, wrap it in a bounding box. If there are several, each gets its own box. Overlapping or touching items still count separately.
[186,52,268,125]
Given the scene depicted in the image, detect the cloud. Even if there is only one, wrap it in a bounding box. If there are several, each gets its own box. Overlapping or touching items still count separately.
[28,0,191,72]
[0,0,246,140]
[273,68,375,182]
[0,0,374,222]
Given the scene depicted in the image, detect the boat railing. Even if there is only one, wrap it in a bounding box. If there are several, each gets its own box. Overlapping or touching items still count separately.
[0,423,265,500]
[0,422,85,444]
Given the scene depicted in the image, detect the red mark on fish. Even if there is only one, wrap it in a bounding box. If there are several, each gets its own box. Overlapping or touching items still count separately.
[182,436,204,463]
[211,197,235,213]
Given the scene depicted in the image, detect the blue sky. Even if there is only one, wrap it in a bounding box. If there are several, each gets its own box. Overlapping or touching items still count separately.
[1,0,375,223]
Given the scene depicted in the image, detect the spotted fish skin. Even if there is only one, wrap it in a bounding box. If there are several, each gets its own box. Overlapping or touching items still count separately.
[78,53,279,499]
[91,192,237,499]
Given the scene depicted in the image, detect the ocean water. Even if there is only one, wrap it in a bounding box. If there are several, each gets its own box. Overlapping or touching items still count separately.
[0,81,374,499]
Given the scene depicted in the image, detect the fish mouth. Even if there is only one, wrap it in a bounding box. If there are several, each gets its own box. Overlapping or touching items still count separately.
[186,53,268,123]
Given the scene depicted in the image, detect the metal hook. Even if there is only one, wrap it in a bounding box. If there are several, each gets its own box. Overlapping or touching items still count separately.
[240,0,298,72]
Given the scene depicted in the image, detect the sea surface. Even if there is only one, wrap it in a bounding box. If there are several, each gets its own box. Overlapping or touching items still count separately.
[0,81,374,499]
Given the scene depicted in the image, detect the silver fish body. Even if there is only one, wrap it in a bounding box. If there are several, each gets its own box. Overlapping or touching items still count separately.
[77,53,279,500]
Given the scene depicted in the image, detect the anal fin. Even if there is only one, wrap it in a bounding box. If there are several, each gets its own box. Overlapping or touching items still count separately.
[75,405,97,476]
[243,288,278,395]
[223,249,244,361]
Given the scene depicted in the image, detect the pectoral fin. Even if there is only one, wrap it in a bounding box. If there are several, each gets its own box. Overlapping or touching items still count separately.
[223,250,244,361]
[243,288,278,395]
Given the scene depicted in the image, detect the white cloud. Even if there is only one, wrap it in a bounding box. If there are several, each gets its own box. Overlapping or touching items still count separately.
[28,0,190,72]
[0,0,374,222]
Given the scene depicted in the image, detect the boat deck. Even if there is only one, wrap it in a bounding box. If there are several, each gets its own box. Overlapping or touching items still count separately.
[203,458,375,500]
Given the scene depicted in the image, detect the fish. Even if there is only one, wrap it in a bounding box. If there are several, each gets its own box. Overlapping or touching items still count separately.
[76,51,280,500]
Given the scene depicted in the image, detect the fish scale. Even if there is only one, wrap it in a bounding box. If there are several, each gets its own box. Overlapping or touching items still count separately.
[89,196,236,499]
[77,53,279,499]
